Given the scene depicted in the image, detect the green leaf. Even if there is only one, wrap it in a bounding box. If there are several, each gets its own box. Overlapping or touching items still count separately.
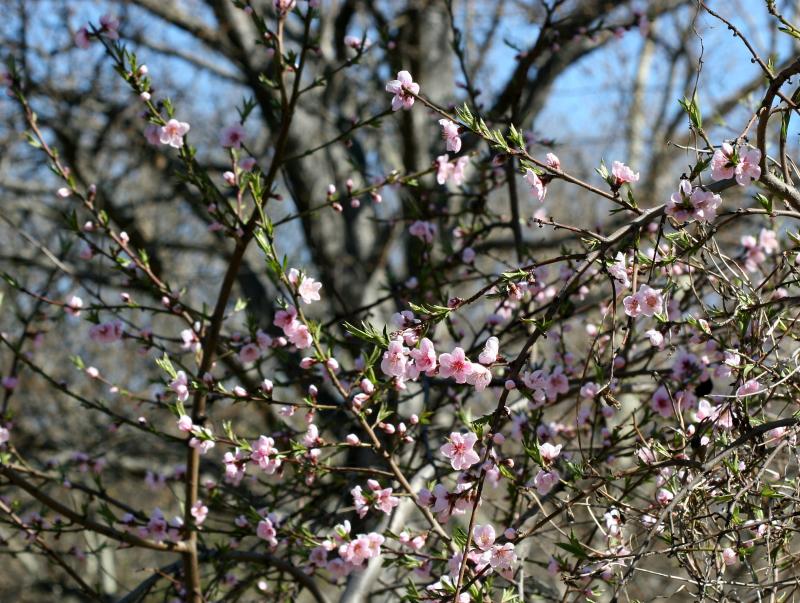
[555,531,588,559]
[678,94,702,129]
[343,321,389,347]
[155,353,177,380]
[754,193,773,214]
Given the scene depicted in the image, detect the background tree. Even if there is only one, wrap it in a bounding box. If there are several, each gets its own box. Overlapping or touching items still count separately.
[2,1,800,601]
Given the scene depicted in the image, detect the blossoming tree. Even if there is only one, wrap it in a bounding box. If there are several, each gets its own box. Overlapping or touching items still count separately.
[2,1,800,602]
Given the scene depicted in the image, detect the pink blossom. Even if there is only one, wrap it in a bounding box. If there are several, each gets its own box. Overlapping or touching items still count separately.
[177,414,193,432]
[712,143,761,185]
[381,339,408,378]
[439,347,473,383]
[239,343,261,363]
[466,364,492,391]
[288,324,312,349]
[0,427,9,445]
[524,169,546,202]
[580,382,599,399]
[546,153,561,170]
[436,155,470,186]
[440,431,480,470]
[89,320,123,343]
[223,451,246,485]
[546,368,569,400]
[478,336,499,365]
[409,220,437,243]
[759,228,779,254]
[472,524,496,551]
[666,179,693,222]
[298,276,322,304]
[360,378,375,394]
[625,284,663,318]
[604,508,622,535]
[274,305,298,331]
[257,517,278,547]
[532,469,559,495]
[144,124,161,145]
[637,446,656,464]
[147,508,168,542]
[608,252,630,289]
[65,295,84,316]
[351,485,369,518]
[435,154,451,185]
[736,378,762,397]
[691,188,722,222]
[170,371,190,402]
[711,142,736,180]
[439,119,462,153]
[385,70,419,111]
[650,385,672,418]
[159,119,191,149]
[453,156,469,184]
[181,328,201,352]
[220,124,245,148]
[539,442,562,463]
[274,0,296,14]
[344,35,371,51]
[489,542,517,569]
[340,532,384,566]
[99,14,120,40]
[409,337,437,376]
[373,486,400,515]
[303,423,319,447]
[722,547,737,566]
[75,27,91,49]
[251,435,282,474]
[611,161,639,185]
[655,488,674,506]
[637,285,663,316]
[189,428,215,454]
[191,500,208,525]
[622,293,642,318]
[666,180,721,223]
[309,546,328,566]
[645,329,664,348]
